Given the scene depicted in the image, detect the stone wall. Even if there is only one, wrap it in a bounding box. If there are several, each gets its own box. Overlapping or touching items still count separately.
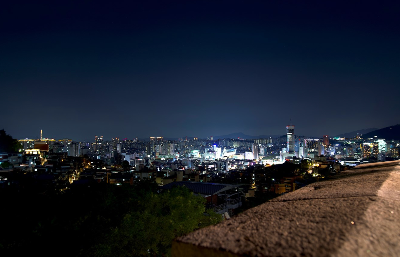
[173,161,400,257]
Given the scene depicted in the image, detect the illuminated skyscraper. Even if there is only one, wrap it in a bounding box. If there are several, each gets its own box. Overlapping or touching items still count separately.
[323,135,329,146]
[252,143,259,160]
[286,125,295,154]
[376,139,387,154]
[148,137,163,157]
[94,135,103,153]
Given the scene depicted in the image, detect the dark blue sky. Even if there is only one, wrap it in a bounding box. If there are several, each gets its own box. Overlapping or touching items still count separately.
[1,1,399,141]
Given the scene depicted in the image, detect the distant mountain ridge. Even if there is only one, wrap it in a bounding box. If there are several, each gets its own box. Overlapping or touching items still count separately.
[335,124,400,140]
[335,128,378,138]
[362,124,400,140]
[144,125,400,141]
[213,132,280,140]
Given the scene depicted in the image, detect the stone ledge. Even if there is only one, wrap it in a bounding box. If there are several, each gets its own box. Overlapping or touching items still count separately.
[172,161,400,257]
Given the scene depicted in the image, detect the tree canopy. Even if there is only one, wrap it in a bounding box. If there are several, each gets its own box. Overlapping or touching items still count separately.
[0,129,21,153]
[0,180,221,257]
[92,185,220,257]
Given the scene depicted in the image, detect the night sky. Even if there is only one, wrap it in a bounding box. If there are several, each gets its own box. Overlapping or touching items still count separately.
[1,1,399,141]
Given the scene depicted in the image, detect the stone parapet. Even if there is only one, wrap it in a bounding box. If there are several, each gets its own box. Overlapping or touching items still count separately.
[173,161,400,257]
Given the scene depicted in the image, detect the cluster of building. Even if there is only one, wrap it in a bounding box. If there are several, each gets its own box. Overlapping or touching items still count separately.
[0,126,398,215]
[281,125,399,165]
[12,126,399,173]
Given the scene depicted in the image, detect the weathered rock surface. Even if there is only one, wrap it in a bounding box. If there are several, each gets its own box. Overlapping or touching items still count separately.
[172,161,400,257]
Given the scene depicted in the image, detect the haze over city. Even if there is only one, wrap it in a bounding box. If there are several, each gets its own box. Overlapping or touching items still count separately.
[1,1,399,141]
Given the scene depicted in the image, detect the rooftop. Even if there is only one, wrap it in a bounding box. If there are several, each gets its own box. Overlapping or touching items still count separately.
[173,161,400,257]
[162,181,238,196]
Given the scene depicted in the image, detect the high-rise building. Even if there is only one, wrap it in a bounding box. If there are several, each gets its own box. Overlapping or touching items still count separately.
[67,141,81,157]
[286,125,295,154]
[148,137,163,157]
[252,143,259,160]
[304,138,320,157]
[94,136,104,154]
[323,135,329,146]
[362,143,372,158]
[376,139,387,154]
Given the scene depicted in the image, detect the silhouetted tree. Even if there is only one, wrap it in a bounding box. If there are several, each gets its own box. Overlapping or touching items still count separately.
[122,160,130,171]
[90,185,221,257]
[0,180,221,257]
[0,130,21,153]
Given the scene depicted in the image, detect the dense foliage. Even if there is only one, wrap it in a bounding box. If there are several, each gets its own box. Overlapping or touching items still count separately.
[0,129,21,153]
[0,180,221,257]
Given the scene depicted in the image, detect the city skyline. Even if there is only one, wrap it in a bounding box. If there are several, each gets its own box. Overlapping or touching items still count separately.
[1,1,399,141]
[11,123,394,142]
